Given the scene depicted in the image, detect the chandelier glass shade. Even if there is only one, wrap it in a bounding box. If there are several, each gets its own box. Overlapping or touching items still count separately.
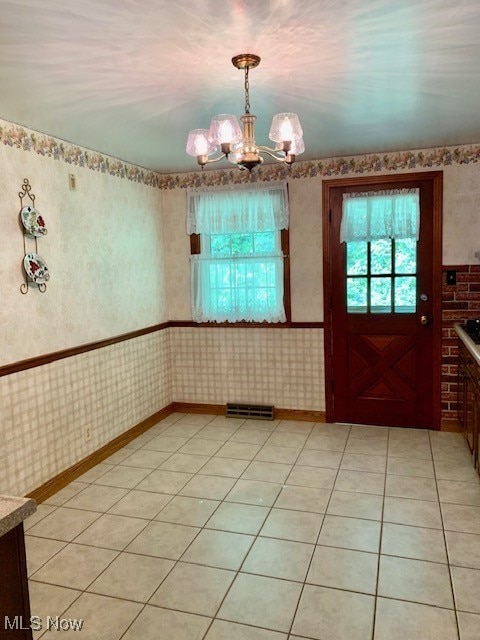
[186,54,304,172]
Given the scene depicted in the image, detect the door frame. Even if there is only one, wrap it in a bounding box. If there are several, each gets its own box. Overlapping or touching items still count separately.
[322,171,443,429]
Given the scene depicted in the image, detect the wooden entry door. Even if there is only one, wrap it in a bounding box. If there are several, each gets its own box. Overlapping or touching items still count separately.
[323,172,442,429]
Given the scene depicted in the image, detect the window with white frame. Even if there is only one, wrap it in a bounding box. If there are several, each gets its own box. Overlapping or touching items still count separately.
[187,183,289,323]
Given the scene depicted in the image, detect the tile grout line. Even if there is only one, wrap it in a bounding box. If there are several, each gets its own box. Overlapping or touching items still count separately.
[116,603,147,640]
[33,491,470,531]
[29,575,465,615]
[429,429,462,640]
[370,426,391,640]
[32,583,85,640]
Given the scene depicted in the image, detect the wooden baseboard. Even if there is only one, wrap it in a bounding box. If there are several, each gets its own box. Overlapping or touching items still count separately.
[27,403,175,504]
[171,402,224,416]
[275,408,326,423]
[440,419,463,433]
[171,401,326,423]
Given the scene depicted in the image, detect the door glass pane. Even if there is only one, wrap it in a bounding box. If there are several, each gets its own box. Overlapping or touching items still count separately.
[395,276,416,312]
[345,239,417,315]
[371,239,392,274]
[347,277,367,312]
[347,242,368,275]
[395,238,417,274]
[371,277,392,312]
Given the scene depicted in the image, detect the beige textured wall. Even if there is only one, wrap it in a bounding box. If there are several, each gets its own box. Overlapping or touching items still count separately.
[287,179,323,321]
[443,163,480,264]
[162,188,192,319]
[0,140,167,366]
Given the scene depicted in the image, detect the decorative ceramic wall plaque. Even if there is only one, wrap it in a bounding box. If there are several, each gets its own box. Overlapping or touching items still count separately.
[18,178,49,293]
[23,253,50,284]
[20,205,47,237]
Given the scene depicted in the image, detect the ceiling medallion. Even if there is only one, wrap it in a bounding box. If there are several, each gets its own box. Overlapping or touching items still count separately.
[186,54,304,172]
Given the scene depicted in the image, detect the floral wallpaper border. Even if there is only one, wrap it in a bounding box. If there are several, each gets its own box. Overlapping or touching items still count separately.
[0,118,161,188]
[2,117,480,191]
[161,144,480,189]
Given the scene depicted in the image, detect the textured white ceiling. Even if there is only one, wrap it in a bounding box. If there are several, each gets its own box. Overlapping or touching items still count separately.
[1,0,479,172]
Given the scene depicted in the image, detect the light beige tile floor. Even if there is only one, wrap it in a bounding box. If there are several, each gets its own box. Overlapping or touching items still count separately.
[25,413,480,639]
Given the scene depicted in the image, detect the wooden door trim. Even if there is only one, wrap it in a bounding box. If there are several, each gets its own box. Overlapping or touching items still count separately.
[322,171,443,429]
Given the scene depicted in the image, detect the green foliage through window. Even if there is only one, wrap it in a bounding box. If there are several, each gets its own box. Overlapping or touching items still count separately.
[209,232,276,257]
[346,238,417,314]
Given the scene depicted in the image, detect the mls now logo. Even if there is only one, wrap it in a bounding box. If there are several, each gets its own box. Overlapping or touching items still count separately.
[4,616,84,631]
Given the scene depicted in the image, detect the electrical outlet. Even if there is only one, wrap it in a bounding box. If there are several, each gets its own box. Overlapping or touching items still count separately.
[84,425,92,442]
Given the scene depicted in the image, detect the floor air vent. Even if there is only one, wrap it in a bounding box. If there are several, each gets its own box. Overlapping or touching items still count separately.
[226,403,274,420]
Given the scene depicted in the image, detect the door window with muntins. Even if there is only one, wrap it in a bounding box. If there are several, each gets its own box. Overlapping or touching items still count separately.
[341,189,420,314]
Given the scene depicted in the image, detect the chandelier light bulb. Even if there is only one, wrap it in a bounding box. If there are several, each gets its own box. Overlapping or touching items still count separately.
[196,137,209,156]
[218,121,234,143]
[280,117,294,141]
[209,115,242,145]
[269,113,303,144]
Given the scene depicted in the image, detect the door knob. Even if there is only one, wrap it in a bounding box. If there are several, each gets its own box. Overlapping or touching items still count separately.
[421,315,428,325]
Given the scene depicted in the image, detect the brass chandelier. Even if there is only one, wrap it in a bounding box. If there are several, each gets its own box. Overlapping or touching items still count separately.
[186,53,304,172]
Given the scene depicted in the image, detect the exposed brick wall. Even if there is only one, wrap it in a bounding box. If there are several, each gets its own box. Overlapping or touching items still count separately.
[442,264,480,424]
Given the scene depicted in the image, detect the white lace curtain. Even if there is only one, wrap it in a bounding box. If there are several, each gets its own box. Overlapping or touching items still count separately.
[191,255,286,323]
[188,182,288,323]
[186,182,289,234]
[340,189,420,243]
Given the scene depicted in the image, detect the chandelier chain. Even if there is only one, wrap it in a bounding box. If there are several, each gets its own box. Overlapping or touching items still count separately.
[244,66,250,114]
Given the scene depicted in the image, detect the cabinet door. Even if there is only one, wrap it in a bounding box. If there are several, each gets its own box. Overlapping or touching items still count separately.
[0,524,33,639]
[465,375,476,454]
[458,358,467,430]
[475,386,480,470]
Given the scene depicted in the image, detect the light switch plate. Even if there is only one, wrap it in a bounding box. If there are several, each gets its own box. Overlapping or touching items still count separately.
[446,270,457,285]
